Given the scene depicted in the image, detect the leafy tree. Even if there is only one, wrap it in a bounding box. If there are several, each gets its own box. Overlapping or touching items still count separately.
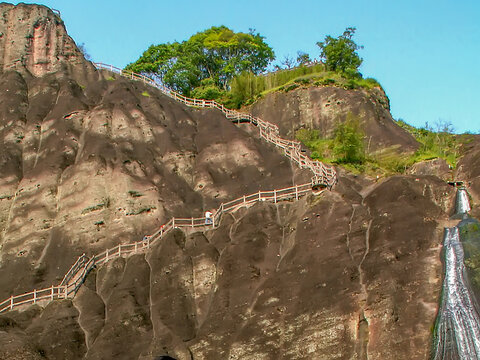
[316,27,363,74]
[296,51,311,66]
[332,114,365,163]
[126,26,274,95]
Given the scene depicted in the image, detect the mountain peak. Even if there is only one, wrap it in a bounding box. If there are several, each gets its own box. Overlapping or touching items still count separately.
[0,3,86,76]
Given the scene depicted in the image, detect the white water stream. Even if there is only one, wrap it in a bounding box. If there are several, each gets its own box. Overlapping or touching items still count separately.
[434,189,480,359]
[456,189,471,215]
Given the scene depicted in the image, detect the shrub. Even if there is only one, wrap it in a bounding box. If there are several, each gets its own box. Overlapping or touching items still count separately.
[331,114,365,164]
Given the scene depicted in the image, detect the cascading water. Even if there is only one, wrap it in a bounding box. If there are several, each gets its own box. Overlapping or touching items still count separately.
[456,188,471,216]
[433,188,480,359]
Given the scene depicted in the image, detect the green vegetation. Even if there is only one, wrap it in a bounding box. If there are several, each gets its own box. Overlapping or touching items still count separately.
[395,119,458,167]
[81,203,106,215]
[296,116,462,176]
[81,198,110,215]
[331,115,365,164]
[228,65,380,107]
[295,114,367,172]
[125,26,274,96]
[141,91,150,97]
[126,25,380,108]
[317,27,363,74]
[128,190,143,198]
[127,206,156,216]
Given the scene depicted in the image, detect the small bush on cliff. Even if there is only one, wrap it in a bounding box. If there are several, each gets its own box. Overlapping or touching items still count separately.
[332,115,365,164]
[295,114,365,166]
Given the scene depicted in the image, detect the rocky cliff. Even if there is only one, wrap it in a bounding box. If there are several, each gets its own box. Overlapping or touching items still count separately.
[1,3,478,360]
[249,86,419,153]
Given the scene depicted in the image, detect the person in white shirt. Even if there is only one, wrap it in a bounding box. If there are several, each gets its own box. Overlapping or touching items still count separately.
[205,210,213,225]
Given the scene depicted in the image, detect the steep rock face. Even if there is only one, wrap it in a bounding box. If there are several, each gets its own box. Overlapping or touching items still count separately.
[408,158,452,180]
[0,3,309,303]
[0,69,309,300]
[456,136,480,217]
[0,3,89,78]
[0,301,85,359]
[0,174,455,359]
[249,86,419,152]
[0,3,464,359]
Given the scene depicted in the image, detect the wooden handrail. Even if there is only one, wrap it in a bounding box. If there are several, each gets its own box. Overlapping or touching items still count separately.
[92,62,337,189]
[0,182,316,313]
[0,63,338,314]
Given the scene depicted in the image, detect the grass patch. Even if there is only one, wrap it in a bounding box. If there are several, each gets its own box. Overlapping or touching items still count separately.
[127,206,156,216]
[214,64,383,109]
[81,198,110,215]
[141,91,150,97]
[295,117,461,177]
[128,190,143,198]
[395,119,459,168]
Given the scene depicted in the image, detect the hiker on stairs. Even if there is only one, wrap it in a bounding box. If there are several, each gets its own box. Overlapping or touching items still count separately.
[205,210,213,225]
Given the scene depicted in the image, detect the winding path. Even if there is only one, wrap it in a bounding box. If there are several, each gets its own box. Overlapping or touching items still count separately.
[0,64,337,314]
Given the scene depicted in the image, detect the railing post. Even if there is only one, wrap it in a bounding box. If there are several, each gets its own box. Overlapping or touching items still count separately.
[10,296,13,310]
[118,245,121,257]
[64,285,68,299]
[212,216,215,228]
[105,248,109,262]
[191,218,194,228]
[243,195,246,203]
[33,289,36,304]
[172,217,175,228]
[51,285,54,301]
[134,242,138,254]
[274,190,277,203]
[295,185,299,200]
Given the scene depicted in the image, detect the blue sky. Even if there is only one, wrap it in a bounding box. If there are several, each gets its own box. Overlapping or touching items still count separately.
[9,0,480,133]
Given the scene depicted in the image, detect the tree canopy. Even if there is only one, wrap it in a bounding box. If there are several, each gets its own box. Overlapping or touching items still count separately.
[316,27,363,74]
[125,26,274,95]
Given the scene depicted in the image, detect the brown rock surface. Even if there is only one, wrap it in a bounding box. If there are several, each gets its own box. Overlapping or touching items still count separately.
[0,3,308,304]
[1,174,455,359]
[249,86,419,152]
[0,3,91,78]
[408,158,452,180]
[0,3,471,360]
[456,135,480,217]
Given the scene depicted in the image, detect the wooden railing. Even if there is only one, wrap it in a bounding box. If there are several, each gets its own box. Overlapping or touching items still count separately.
[0,286,67,313]
[0,64,338,314]
[93,63,337,189]
[0,183,314,313]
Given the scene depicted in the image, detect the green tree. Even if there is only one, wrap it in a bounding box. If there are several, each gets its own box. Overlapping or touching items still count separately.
[296,51,311,66]
[332,114,365,163]
[316,27,363,74]
[125,26,274,95]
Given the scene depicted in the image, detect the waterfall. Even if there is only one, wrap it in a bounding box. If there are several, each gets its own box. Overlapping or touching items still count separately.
[456,188,471,215]
[434,227,480,359]
[434,188,480,359]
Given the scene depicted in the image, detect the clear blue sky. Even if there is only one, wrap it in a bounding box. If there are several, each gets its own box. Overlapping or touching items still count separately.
[10,0,480,133]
